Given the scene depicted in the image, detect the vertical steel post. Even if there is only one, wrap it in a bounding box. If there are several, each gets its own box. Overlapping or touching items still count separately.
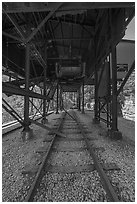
[109,46,122,139]
[106,105,108,127]
[92,20,100,123]
[52,99,54,110]
[111,46,118,130]
[56,82,59,114]
[107,9,122,139]
[46,101,50,113]
[93,66,100,123]
[42,43,48,123]
[22,43,33,140]
[108,54,111,128]
[78,88,81,111]
[31,98,34,115]
[98,98,100,121]
[60,87,63,111]
[24,43,30,127]
[76,90,79,109]
[82,79,85,113]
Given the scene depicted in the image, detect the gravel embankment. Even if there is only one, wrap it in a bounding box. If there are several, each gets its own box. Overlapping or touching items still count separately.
[77,110,135,202]
[2,113,60,202]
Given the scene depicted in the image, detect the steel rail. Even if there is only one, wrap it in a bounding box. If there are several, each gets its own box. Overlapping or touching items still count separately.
[24,112,66,202]
[73,111,119,202]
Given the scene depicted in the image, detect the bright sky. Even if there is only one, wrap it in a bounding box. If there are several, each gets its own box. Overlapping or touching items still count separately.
[123,17,135,40]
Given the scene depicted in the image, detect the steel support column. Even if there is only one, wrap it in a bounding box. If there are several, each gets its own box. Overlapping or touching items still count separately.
[111,47,118,130]
[81,79,85,114]
[108,47,122,139]
[93,66,100,123]
[22,43,33,140]
[59,87,63,111]
[78,88,81,111]
[56,83,59,114]
[42,43,48,124]
[76,90,79,110]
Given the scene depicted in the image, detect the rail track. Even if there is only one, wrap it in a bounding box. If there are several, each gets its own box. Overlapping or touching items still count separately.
[23,110,120,202]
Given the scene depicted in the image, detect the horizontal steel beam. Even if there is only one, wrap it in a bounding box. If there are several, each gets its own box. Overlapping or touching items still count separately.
[25,3,63,43]
[2,69,23,80]
[49,19,95,30]
[3,83,50,100]
[2,97,24,123]
[3,76,44,86]
[3,2,134,13]
[3,9,47,69]
[2,104,24,126]
[2,31,23,43]
[3,7,26,41]
[48,38,92,41]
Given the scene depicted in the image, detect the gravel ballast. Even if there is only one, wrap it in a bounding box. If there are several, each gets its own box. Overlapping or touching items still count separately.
[33,172,108,202]
[2,111,135,202]
[77,110,135,202]
[28,115,109,201]
[2,113,60,202]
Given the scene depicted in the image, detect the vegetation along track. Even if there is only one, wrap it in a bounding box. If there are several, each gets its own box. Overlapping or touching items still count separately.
[25,110,119,202]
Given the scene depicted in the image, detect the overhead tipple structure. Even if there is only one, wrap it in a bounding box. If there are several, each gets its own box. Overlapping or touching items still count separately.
[2,2,135,140]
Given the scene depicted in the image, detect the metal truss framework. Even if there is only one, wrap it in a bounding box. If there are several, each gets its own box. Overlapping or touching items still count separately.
[2,2,135,140]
